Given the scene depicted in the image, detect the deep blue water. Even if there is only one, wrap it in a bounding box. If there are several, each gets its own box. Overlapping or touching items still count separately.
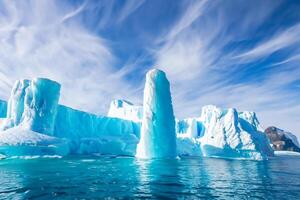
[0,155,299,199]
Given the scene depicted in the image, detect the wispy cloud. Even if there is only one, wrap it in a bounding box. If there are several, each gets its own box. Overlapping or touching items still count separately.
[165,0,209,41]
[116,0,146,24]
[0,0,139,113]
[235,24,300,62]
[153,0,300,136]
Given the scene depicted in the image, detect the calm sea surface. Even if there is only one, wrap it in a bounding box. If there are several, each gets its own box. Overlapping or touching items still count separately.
[0,154,299,199]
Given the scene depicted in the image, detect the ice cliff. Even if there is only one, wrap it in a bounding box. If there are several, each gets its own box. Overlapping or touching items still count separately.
[136,69,177,159]
[0,99,7,118]
[0,69,274,160]
[0,79,139,157]
[182,105,273,160]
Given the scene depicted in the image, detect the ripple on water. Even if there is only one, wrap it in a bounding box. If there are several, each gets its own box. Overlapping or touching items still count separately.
[0,156,299,199]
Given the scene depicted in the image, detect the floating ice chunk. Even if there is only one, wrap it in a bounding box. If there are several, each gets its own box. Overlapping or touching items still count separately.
[274,150,300,156]
[136,69,177,159]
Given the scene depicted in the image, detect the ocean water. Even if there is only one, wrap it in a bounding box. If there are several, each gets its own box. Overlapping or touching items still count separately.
[0,155,299,199]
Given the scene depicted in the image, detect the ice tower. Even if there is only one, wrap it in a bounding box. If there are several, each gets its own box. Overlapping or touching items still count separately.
[0,78,61,136]
[1,79,30,129]
[22,78,61,135]
[136,69,177,159]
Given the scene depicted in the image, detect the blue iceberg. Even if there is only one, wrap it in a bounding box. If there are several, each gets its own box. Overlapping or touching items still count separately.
[0,69,274,160]
[136,69,177,159]
[0,78,140,157]
[0,99,7,118]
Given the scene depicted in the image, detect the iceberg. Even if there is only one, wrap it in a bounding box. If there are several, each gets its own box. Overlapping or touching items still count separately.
[0,78,140,157]
[198,105,273,160]
[0,69,274,160]
[175,106,274,160]
[136,69,177,159]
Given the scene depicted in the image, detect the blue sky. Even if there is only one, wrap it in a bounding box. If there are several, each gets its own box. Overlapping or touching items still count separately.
[0,0,300,136]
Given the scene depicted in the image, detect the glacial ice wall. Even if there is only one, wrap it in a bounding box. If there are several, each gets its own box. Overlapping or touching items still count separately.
[0,99,7,118]
[0,69,275,160]
[0,78,140,157]
[54,105,140,155]
[136,69,177,159]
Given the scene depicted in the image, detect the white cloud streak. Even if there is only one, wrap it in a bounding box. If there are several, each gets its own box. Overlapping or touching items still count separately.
[153,0,300,137]
[116,0,145,24]
[0,0,141,114]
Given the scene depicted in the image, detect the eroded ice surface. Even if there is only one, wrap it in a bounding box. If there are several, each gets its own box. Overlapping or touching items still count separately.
[1,78,60,135]
[0,100,7,127]
[55,105,140,156]
[199,105,274,160]
[0,127,69,157]
[0,70,276,160]
[107,99,142,122]
[0,79,140,157]
[175,105,274,160]
[136,69,177,159]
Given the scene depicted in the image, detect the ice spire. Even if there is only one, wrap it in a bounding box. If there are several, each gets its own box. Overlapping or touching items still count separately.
[136,69,177,159]
[0,79,30,130]
[21,78,61,135]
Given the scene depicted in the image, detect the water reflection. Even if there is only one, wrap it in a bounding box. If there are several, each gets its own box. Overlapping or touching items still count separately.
[0,156,299,199]
[136,158,186,198]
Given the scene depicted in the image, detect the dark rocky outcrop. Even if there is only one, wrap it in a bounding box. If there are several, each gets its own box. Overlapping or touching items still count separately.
[265,126,300,152]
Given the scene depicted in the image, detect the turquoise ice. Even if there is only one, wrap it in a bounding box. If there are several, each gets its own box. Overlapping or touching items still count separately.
[0,99,6,118]
[0,70,276,160]
[0,78,140,157]
[136,69,177,159]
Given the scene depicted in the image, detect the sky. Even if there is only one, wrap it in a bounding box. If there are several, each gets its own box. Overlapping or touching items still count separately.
[0,0,299,137]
